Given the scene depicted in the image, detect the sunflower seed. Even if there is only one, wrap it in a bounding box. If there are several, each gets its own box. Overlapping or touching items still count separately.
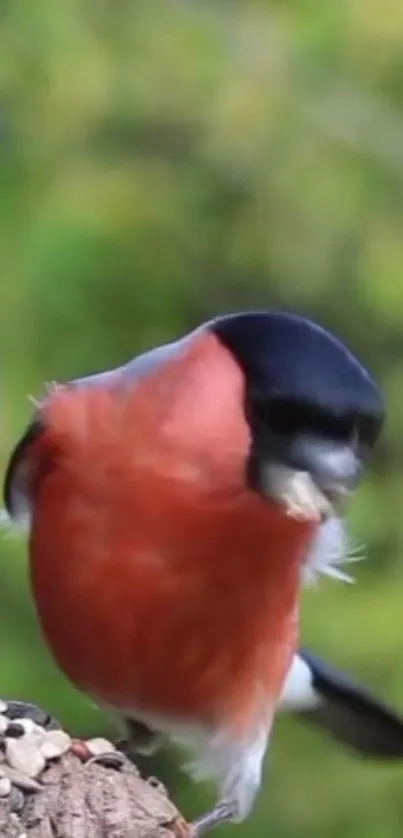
[39,730,71,760]
[2,766,42,792]
[6,738,46,778]
[5,723,25,739]
[10,719,43,737]
[70,739,91,761]
[0,776,11,796]
[10,785,25,812]
[85,738,117,757]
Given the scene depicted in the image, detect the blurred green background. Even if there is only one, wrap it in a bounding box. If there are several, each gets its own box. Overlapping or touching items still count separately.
[1,0,403,836]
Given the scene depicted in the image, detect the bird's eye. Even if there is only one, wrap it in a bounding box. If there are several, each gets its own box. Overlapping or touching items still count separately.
[254,398,353,440]
[252,396,382,450]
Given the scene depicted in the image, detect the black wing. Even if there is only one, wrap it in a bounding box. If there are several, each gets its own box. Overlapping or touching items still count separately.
[280,648,403,758]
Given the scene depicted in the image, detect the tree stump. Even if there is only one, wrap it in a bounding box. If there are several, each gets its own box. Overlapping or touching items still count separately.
[0,741,190,838]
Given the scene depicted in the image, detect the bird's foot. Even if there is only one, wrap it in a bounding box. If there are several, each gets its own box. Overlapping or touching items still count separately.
[121,717,163,756]
[190,801,237,835]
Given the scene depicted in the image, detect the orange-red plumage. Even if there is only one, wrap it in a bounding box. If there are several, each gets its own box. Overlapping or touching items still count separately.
[6,309,386,832]
[28,332,316,733]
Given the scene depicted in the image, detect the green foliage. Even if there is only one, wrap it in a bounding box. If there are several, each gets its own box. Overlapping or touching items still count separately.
[1,1,403,835]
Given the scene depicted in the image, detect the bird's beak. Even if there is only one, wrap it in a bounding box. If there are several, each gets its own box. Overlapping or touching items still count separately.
[250,434,363,522]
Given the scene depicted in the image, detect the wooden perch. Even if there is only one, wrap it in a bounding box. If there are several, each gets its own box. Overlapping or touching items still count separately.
[0,713,191,838]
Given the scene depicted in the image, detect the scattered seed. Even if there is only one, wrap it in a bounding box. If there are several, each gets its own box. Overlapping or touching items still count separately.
[4,702,60,730]
[147,776,167,795]
[10,785,25,813]
[40,730,71,760]
[2,766,42,792]
[6,738,46,778]
[70,739,91,761]
[0,776,11,796]
[84,738,122,770]
[11,719,42,737]
[85,751,126,770]
[5,723,25,739]
[86,738,117,757]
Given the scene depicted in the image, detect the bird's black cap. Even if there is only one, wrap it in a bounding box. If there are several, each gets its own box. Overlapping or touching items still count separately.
[209,311,385,422]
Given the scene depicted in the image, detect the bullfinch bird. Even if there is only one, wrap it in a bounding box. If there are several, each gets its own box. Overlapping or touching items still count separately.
[2,310,392,832]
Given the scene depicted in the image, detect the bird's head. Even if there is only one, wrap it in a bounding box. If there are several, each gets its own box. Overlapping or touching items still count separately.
[209,311,384,514]
[206,311,385,582]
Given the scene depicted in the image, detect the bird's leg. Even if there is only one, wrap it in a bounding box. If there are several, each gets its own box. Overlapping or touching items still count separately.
[118,717,163,757]
[191,801,238,835]
[189,727,269,835]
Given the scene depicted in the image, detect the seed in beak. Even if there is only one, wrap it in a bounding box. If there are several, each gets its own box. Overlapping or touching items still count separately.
[262,465,335,521]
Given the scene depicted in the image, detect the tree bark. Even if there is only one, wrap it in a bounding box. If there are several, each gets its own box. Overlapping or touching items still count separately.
[0,750,190,838]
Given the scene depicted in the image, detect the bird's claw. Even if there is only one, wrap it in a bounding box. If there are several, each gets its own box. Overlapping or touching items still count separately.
[190,801,237,835]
